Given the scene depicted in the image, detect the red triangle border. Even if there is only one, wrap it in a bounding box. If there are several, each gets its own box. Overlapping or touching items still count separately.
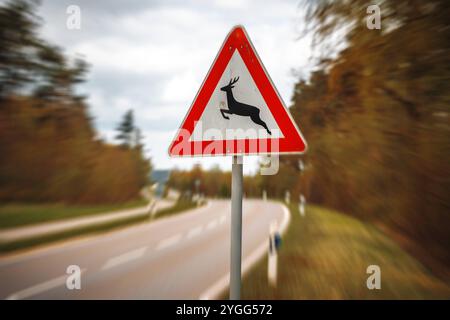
[168,25,307,157]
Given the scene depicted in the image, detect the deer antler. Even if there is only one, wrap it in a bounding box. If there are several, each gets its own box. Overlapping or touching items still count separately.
[229,77,239,85]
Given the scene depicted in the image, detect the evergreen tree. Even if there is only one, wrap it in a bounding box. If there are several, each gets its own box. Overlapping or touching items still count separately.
[0,0,89,104]
[115,109,134,148]
[0,1,152,204]
[132,127,144,151]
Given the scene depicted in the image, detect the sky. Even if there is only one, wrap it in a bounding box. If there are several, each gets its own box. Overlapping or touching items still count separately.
[35,0,314,174]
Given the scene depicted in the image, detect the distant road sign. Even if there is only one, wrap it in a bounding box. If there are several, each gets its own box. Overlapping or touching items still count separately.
[169,25,307,157]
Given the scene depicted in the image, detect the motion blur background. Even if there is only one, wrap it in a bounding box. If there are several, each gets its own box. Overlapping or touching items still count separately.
[0,0,448,298]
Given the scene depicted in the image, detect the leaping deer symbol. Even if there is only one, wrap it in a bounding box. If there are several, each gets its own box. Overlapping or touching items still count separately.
[219,77,272,135]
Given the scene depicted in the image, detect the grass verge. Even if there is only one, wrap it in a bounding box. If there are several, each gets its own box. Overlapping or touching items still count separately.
[0,199,148,229]
[241,203,450,299]
[0,214,147,253]
[0,199,199,254]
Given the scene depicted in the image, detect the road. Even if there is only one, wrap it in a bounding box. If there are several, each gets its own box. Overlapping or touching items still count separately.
[0,200,288,299]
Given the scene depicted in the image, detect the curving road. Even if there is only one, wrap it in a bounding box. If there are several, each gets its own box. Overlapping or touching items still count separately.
[0,199,288,299]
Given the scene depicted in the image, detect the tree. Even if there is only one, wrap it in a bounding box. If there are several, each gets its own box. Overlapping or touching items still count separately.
[286,0,450,276]
[115,109,135,148]
[0,1,152,204]
[0,0,89,104]
[0,0,40,99]
[132,127,144,151]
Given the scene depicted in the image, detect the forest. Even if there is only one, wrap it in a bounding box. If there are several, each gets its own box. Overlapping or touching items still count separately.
[169,0,450,279]
[0,1,151,204]
[0,0,448,280]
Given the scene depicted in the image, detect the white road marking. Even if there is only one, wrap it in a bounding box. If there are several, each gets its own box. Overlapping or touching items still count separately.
[101,247,147,270]
[0,201,213,268]
[187,226,203,239]
[156,234,182,251]
[6,269,86,300]
[206,220,218,231]
[199,204,291,300]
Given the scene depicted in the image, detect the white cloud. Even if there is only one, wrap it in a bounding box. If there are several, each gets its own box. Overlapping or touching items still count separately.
[213,0,250,10]
[162,72,200,104]
[38,0,313,172]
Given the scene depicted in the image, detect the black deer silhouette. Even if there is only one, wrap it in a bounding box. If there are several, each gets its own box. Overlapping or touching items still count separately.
[220,77,272,135]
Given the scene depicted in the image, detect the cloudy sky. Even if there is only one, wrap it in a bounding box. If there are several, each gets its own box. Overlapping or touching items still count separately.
[36,0,314,173]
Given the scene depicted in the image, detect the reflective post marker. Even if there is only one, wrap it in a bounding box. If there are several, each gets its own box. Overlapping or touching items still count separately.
[230,155,243,300]
[268,221,278,287]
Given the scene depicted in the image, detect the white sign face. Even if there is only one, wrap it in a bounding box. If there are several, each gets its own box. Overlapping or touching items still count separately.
[190,50,283,142]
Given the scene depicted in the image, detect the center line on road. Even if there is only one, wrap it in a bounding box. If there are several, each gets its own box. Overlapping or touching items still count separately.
[6,269,86,300]
[156,234,182,251]
[219,215,226,224]
[206,220,218,230]
[101,247,147,271]
[187,226,203,239]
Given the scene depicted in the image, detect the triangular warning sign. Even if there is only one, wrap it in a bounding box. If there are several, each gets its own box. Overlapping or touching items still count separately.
[169,25,307,157]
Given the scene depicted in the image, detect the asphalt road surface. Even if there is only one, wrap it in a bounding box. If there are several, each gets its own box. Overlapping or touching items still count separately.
[0,200,288,299]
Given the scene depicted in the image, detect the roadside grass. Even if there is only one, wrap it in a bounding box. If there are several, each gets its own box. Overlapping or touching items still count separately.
[0,214,147,253]
[0,199,199,254]
[241,204,450,299]
[0,199,148,229]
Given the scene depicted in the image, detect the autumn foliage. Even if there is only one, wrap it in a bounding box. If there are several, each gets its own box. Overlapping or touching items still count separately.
[170,0,450,278]
[288,0,450,277]
[0,1,150,204]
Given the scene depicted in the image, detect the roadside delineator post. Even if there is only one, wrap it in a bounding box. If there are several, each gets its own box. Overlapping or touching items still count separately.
[299,194,306,217]
[148,199,157,219]
[285,190,290,205]
[268,221,280,287]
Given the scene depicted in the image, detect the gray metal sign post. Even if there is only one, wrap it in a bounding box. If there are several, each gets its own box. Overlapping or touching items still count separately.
[230,155,243,299]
